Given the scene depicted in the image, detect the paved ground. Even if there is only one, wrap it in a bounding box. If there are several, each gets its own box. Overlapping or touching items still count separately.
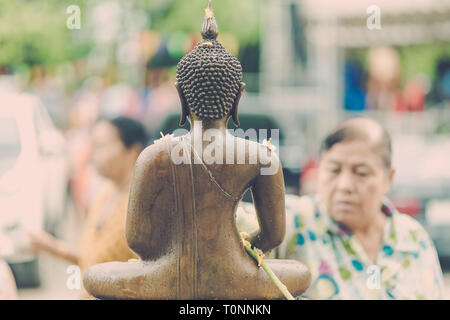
[17,203,83,300]
[444,273,450,299]
[18,253,81,300]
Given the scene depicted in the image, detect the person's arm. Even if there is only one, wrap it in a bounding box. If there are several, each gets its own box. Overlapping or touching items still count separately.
[249,152,286,253]
[28,231,79,265]
[125,143,168,257]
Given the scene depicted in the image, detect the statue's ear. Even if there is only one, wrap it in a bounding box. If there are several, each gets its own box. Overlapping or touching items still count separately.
[175,82,188,126]
[231,82,246,126]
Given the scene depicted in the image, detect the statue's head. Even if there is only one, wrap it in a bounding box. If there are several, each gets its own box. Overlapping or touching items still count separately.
[175,0,246,126]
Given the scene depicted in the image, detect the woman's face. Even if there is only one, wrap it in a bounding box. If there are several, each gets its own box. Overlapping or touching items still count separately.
[91,121,131,181]
[318,139,394,231]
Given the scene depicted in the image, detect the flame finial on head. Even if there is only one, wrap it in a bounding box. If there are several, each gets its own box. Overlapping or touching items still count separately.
[201,0,218,40]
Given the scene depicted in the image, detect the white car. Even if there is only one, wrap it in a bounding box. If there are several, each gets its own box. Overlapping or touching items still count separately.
[390,134,450,259]
[0,89,69,287]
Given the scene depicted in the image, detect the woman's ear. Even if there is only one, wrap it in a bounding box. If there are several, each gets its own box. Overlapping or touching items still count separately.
[175,82,188,126]
[384,168,396,194]
[231,82,246,126]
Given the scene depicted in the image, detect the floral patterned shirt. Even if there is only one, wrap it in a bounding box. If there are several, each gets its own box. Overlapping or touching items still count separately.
[237,194,445,300]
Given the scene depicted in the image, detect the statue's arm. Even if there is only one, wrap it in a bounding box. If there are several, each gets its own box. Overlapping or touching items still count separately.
[249,152,286,253]
[125,144,165,257]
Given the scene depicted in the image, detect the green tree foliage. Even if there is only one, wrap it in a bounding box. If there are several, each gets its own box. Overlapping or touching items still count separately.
[0,0,259,68]
[0,0,88,67]
[139,0,260,45]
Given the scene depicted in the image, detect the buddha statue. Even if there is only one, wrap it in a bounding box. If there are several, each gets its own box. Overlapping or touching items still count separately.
[83,1,311,299]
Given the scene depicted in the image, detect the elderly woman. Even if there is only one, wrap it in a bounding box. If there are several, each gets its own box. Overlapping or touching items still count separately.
[238,117,445,299]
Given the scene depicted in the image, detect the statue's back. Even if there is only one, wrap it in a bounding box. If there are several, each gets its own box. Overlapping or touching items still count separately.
[83,1,311,299]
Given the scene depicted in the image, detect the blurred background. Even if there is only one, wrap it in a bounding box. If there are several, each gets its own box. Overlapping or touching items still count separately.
[1,0,450,299]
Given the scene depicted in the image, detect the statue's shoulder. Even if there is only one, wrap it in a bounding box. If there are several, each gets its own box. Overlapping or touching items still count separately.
[230,137,281,170]
[233,136,280,164]
[136,134,178,167]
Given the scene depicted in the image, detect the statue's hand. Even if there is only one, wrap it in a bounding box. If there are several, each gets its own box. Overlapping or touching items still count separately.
[240,232,264,267]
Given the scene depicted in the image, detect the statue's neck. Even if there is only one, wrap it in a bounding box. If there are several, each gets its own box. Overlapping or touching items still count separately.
[189,119,229,134]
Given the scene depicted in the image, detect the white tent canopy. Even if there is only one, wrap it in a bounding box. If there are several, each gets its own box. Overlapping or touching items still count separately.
[301,0,450,46]
[304,0,450,20]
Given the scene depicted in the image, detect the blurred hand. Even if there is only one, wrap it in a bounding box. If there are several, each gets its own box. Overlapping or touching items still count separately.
[26,230,57,255]
[25,230,79,264]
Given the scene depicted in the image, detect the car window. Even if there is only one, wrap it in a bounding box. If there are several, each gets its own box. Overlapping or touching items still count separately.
[0,117,21,176]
